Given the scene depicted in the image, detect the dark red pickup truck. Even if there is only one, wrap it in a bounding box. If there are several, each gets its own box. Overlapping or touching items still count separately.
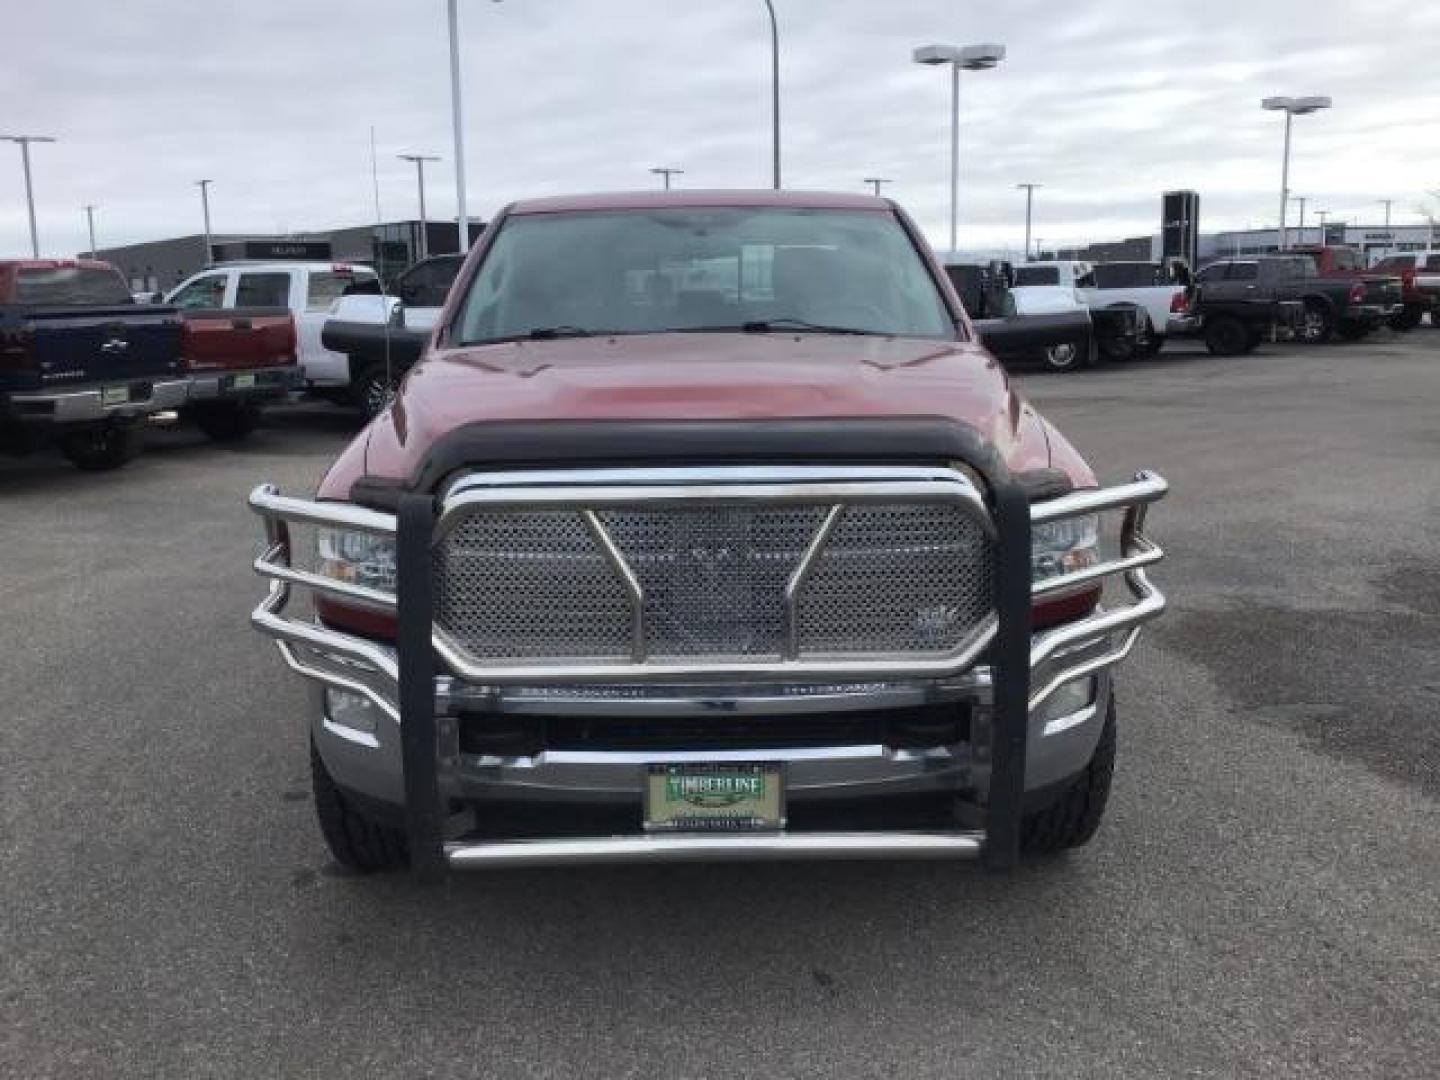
[1286,245,1404,338]
[247,190,1169,879]
[178,307,298,441]
[1371,249,1440,330]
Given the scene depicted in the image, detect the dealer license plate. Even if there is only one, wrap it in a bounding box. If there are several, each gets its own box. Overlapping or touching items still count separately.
[101,385,130,407]
[231,373,256,390]
[644,763,784,832]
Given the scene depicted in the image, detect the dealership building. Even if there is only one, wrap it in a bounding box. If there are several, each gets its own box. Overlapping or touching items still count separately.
[94,218,485,294]
[1054,222,1436,266]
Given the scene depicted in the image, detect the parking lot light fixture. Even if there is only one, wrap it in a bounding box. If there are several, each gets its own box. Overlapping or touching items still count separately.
[2,135,57,258]
[1016,182,1041,259]
[195,179,213,266]
[83,204,97,259]
[1261,95,1332,251]
[399,153,441,259]
[863,177,891,196]
[913,43,1006,253]
[650,167,684,190]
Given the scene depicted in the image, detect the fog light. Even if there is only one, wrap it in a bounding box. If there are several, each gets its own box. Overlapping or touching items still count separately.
[324,688,379,737]
[1036,677,1097,735]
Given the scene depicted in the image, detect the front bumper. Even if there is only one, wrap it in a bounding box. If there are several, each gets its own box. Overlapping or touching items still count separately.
[6,378,189,423]
[185,365,299,402]
[248,467,1167,872]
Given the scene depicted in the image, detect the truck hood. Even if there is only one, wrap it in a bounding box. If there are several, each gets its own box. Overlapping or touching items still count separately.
[346,333,1066,489]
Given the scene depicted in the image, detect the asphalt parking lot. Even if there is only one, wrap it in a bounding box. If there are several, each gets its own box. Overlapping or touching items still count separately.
[3,331,1438,1078]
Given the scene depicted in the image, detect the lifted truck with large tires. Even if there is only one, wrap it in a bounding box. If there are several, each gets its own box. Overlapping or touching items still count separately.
[247,190,1168,877]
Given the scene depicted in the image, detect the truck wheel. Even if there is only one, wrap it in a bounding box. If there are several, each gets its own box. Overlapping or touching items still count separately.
[310,740,408,873]
[1389,305,1423,332]
[1139,334,1165,359]
[1042,343,1083,372]
[59,424,144,471]
[1336,321,1370,343]
[1203,316,1248,356]
[352,362,402,420]
[1021,697,1116,855]
[1298,300,1334,344]
[189,401,260,443]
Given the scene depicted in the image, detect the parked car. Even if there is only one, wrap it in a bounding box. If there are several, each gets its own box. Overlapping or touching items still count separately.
[1194,255,1387,346]
[1371,250,1440,330]
[945,258,1144,372]
[320,254,466,417]
[1282,245,1404,340]
[165,261,378,394]
[176,307,298,441]
[0,258,188,469]
[246,190,1168,877]
[1017,260,1174,360]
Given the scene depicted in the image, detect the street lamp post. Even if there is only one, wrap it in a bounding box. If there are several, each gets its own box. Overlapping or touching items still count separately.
[195,179,213,266]
[1016,182,1041,260]
[83,204,97,259]
[863,177,891,196]
[650,167,684,190]
[2,135,57,257]
[761,0,780,189]
[1289,194,1307,244]
[399,153,441,259]
[1378,198,1393,230]
[446,0,504,253]
[1261,95,1331,251]
[912,43,1006,254]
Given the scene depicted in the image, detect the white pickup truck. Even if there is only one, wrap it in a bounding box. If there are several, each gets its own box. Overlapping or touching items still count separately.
[166,261,378,392]
[1017,260,1194,358]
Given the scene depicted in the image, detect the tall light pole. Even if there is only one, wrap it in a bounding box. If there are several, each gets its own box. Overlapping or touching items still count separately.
[2,135,57,257]
[1261,95,1331,251]
[650,167,684,190]
[1016,182,1041,260]
[83,204,98,259]
[863,177,891,196]
[195,179,213,266]
[399,153,441,259]
[912,43,1006,254]
[446,0,503,253]
[1289,194,1307,243]
[1316,209,1332,242]
[1378,198,1393,230]
[761,0,780,189]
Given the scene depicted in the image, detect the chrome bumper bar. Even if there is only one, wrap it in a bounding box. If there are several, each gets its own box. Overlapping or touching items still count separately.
[186,365,299,400]
[444,830,985,868]
[9,378,189,422]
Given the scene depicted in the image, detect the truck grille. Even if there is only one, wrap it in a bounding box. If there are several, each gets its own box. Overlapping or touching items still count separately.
[433,498,994,670]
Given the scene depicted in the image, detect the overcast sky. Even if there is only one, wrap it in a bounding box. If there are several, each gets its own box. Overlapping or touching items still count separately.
[3,0,1438,258]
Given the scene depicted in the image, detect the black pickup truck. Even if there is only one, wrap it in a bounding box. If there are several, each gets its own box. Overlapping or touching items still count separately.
[1194,255,1395,346]
[0,259,189,469]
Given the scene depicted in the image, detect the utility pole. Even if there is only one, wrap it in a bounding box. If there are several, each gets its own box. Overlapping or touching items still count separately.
[2,134,57,257]
[398,153,441,259]
[1016,182,1041,260]
[649,167,684,190]
[195,180,213,266]
[863,177,891,196]
[83,204,97,258]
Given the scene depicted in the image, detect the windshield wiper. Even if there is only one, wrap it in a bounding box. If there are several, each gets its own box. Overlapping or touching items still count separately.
[740,318,888,336]
[465,326,616,346]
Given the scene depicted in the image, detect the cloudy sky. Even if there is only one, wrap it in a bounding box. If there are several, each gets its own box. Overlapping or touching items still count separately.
[3,0,1438,258]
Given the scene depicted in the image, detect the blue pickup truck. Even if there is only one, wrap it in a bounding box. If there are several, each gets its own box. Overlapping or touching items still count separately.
[0,259,190,469]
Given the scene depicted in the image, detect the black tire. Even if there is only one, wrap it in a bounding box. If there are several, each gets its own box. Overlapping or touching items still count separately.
[351,362,402,420]
[1243,328,1264,353]
[1021,697,1117,856]
[189,401,260,442]
[310,740,408,872]
[1042,342,1084,373]
[1204,316,1248,356]
[1336,320,1370,343]
[59,424,143,471]
[1298,299,1334,344]
[1389,305,1423,332]
[1138,334,1165,359]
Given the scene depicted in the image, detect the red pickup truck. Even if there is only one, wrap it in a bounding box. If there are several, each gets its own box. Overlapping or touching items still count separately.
[1285,245,1404,338]
[177,306,298,441]
[1371,249,1440,330]
[247,190,1168,878]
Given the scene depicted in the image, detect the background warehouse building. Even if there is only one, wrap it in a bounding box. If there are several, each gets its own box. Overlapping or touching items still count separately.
[95,218,485,294]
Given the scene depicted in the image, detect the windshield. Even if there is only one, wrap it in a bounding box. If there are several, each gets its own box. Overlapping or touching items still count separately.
[15,265,132,306]
[454,207,956,345]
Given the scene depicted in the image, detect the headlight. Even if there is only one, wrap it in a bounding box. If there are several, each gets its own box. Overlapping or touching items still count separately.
[317,528,397,593]
[1032,514,1099,582]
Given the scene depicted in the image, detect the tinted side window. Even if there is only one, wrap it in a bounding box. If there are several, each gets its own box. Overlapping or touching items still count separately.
[15,266,133,306]
[1093,263,1157,288]
[1014,265,1059,286]
[1331,248,1361,272]
[1425,255,1440,271]
[1374,256,1415,272]
[235,272,290,307]
[307,270,374,311]
[1228,263,1258,282]
[1195,263,1228,283]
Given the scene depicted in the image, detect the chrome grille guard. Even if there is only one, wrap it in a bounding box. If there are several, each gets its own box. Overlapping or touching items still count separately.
[248,465,1167,874]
